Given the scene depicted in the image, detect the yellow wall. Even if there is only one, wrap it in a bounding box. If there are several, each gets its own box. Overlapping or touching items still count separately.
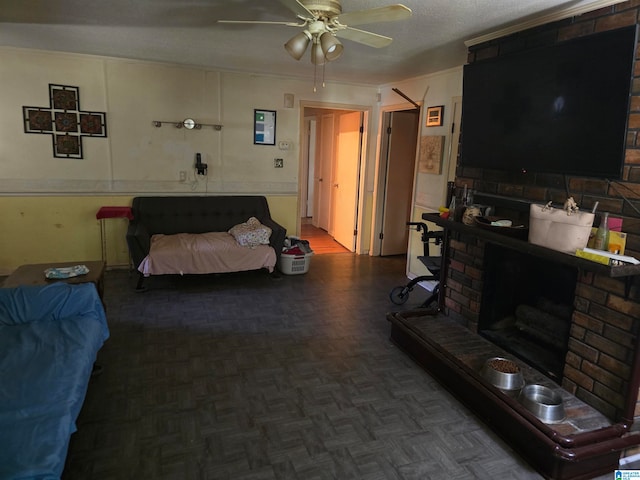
[0,194,298,275]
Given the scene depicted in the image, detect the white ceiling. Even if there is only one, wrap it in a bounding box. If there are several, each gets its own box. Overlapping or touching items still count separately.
[0,0,625,85]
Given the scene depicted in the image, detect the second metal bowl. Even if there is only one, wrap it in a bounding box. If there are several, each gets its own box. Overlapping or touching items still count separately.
[519,384,566,423]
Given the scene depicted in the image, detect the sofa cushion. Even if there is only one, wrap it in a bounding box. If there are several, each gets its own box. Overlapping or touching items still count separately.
[138,232,277,276]
[228,217,272,247]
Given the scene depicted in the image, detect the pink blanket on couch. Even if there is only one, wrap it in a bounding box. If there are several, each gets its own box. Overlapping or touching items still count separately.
[138,232,276,276]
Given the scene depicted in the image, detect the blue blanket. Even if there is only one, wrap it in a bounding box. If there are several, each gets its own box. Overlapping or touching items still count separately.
[0,283,109,480]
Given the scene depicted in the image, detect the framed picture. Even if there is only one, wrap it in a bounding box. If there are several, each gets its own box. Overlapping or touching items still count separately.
[254,109,276,145]
[419,135,445,174]
[426,105,444,127]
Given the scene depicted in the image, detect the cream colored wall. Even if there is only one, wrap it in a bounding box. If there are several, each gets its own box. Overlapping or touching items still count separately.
[379,67,463,211]
[0,47,378,274]
[375,67,463,277]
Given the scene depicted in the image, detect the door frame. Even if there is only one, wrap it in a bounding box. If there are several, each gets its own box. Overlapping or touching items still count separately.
[297,101,371,254]
[370,101,423,257]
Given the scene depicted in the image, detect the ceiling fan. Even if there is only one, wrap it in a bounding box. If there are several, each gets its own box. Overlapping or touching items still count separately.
[218,0,412,66]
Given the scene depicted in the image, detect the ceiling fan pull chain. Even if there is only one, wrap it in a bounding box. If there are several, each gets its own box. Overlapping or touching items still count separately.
[322,61,326,89]
[313,61,318,93]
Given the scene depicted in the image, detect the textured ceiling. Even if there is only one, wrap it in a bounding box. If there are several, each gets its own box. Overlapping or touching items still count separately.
[0,0,624,85]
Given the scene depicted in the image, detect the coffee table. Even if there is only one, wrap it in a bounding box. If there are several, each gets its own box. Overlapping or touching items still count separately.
[2,261,106,300]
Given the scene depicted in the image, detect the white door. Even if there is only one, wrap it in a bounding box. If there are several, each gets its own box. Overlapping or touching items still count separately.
[304,118,317,217]
[331,111,362,251]
[380,110,420,256]
[314,113,335,230]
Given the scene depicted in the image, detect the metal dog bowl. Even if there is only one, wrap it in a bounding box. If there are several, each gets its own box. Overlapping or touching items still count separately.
[519,384,566,423]
[481,357,524,392]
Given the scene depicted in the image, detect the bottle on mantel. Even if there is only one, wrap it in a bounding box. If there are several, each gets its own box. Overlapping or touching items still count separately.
[593,212,610,251]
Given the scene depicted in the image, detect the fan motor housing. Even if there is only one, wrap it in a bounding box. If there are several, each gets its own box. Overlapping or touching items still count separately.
[301,0,342,17]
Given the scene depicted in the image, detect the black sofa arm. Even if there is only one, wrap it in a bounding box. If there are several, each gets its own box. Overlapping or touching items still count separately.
[126,222,150,269]
[262,218,286,260]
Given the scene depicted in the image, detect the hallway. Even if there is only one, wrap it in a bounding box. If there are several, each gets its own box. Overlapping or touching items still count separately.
[301,221,350,255]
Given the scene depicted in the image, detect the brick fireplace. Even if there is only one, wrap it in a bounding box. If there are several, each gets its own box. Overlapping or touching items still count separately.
[444,225,640,423]
[443,0,640,427]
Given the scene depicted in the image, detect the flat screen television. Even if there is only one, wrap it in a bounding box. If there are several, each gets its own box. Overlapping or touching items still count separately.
[460,25,637,179]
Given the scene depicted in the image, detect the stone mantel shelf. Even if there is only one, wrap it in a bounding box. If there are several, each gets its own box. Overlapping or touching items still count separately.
[423,213,640,290]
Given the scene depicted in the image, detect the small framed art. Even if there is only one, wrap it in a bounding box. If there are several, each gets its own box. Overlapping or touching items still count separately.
[254,109,276,145]
[426,105,444,127]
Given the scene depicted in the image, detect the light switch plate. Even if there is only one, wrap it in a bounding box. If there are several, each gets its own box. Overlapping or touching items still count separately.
[274,158,284,168]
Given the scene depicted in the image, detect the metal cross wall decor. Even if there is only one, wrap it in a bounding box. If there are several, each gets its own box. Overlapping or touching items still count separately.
[22,84,107,159]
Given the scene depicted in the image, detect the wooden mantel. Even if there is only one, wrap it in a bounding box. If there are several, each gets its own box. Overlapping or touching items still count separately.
[423,212,640,297]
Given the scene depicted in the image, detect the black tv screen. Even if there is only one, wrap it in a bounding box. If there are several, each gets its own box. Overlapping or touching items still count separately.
[460,25,637,179]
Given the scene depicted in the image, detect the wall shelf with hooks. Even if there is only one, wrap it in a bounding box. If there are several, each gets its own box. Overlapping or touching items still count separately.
[152,118,222,130]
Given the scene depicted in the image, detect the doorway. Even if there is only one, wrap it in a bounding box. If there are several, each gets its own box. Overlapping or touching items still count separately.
[378,108,421,256]
[300,106,367,254]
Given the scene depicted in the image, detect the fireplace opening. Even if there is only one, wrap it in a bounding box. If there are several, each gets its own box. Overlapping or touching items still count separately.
[478,244,578,381]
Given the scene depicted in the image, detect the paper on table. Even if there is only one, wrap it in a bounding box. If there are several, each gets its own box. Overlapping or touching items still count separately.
[44,265,90,279]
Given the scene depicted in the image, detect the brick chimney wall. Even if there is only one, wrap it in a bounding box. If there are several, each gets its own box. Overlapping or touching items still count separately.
[447,1,640,423]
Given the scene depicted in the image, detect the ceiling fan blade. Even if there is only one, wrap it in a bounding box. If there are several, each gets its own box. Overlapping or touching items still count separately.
[278,0,316,21]
[335,5,412,27]
[217,20,303,27]
[335,27,393,48]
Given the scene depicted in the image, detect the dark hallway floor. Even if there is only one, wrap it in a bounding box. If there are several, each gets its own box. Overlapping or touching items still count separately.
[62,254,565,479]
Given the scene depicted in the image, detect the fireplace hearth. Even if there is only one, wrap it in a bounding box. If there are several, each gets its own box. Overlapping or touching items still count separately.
[428,211,640,422]
[388,210,640,477]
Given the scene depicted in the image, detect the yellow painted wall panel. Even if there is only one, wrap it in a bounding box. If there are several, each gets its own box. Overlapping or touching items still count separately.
[0,194,297,276]
[0,196,132,275]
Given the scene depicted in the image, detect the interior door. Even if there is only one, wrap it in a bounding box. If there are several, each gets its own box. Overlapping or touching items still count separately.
[331,111,362,251]
[380,109,420,256]
[305,118,317,217]
[313,113,335,230]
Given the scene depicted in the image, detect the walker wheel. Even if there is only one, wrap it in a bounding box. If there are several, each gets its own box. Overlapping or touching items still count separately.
[389,286,410,305]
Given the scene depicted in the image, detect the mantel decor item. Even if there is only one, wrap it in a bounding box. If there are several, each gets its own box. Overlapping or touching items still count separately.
[254,109,276,146]
[22,84,107,159]
[426,105,444,127]
[419,135,444,174]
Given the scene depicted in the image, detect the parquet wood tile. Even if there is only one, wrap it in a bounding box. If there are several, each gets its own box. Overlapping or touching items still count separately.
[300,223,350,255]
[60,255,587,479]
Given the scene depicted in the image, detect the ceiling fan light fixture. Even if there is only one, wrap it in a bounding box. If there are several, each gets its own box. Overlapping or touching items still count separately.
[310,39,326,65]
[284,30,312,60]
[319,32,343,61]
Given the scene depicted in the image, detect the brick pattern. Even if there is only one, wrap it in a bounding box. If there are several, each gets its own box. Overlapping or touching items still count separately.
[462,1,640,255]
[446,0,640,423]
[444,231,640,420]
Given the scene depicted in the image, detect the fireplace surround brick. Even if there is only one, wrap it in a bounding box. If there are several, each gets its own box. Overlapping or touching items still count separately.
[449,0,640,425]
[444,233,638,421]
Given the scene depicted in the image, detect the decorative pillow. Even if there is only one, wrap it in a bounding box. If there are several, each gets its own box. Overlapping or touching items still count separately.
[229,217,272,247]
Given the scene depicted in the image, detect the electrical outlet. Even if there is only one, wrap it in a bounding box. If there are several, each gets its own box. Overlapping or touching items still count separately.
[278,141,290,151]
[274,158,284,168]
[179,171,187,182]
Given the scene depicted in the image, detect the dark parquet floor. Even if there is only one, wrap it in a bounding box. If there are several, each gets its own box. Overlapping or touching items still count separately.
[63,254,551,479]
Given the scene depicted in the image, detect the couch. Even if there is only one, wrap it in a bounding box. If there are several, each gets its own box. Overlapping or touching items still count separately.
[0,282,109,479]
[126,196,286,289]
